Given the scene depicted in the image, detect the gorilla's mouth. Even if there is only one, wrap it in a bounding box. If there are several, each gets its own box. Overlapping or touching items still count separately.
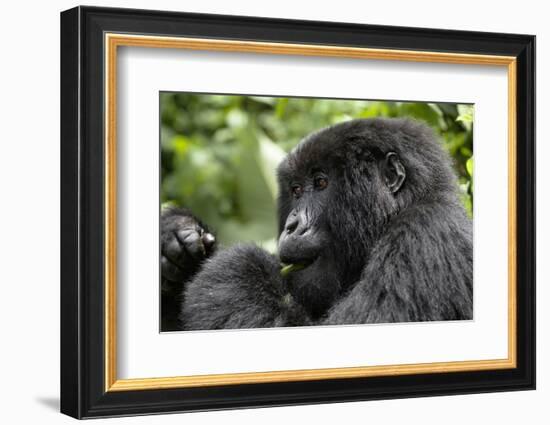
[280,258,317,277]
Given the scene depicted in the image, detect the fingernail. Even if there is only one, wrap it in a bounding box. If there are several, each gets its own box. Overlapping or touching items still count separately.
[202,233,215,247]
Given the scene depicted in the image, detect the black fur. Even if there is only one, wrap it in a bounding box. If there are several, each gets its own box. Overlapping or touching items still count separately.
[160,207,216,331]
[161,118,473,331]
[181,245,310,329]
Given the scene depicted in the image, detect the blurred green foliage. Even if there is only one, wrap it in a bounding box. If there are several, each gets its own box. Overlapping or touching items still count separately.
[161,94,473,250]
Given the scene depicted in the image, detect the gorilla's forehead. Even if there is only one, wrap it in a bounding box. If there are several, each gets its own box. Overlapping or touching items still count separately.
[278,119,381,178]
[277,117,438,181]
[278,139,342,180]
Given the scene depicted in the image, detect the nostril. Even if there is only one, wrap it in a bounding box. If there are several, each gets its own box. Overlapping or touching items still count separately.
[286,220,298,234]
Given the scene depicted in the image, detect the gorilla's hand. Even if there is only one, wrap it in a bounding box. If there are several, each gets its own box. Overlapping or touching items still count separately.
[160,207,216,284]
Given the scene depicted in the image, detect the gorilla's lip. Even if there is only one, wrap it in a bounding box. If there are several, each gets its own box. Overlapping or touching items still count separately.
[280,257,317,277]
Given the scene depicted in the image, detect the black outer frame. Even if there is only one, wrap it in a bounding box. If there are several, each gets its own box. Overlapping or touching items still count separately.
[60,5,536,419]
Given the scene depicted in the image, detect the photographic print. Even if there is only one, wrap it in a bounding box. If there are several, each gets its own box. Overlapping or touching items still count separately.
[160,94,474,332]
[61,7,535,418]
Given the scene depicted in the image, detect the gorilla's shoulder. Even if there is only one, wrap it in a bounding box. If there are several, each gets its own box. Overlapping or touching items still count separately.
[370,202,472,276]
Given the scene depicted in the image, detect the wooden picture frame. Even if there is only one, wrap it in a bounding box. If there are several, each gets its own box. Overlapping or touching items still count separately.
[60,5,535,419]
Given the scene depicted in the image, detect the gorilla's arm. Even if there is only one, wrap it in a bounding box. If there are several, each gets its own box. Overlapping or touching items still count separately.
[181,244,311,330]
[323,204,473,325]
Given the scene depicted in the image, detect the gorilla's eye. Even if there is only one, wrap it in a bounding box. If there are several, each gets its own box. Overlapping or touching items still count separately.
[313,175,329,190]
[291,184,303,198]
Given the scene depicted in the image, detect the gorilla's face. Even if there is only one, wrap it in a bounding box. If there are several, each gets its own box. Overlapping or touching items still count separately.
[276,122,407,318]
[277,164,340,318]
[276,130,357,318]
[278,169,331,266]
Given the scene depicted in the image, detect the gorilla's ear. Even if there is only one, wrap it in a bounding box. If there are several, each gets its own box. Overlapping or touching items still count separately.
[383,152,406,194]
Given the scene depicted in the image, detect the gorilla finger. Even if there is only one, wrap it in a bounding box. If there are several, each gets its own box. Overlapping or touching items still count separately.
[163,237,184,263]
[177,229,206,259]
[161,256,185,282]
[175,228,197,244]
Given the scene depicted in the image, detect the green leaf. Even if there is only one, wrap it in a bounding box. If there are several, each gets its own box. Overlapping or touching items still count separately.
[256,132,286,201]
[281,263,306,277]
[161,201,176,211]
[225,125,279,245]
[226,109,248,128]
[466,157,474,177]
[456,104,474,128]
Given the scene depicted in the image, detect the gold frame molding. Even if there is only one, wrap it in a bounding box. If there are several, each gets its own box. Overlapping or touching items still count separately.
[104,33,517,392]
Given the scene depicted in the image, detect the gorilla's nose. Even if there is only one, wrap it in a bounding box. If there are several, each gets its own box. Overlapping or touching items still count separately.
[279,210,319,264]
[283,210,310,237]
[284,214,302,235]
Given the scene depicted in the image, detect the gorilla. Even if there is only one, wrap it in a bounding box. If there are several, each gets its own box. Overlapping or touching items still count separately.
[160,118,473,331]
